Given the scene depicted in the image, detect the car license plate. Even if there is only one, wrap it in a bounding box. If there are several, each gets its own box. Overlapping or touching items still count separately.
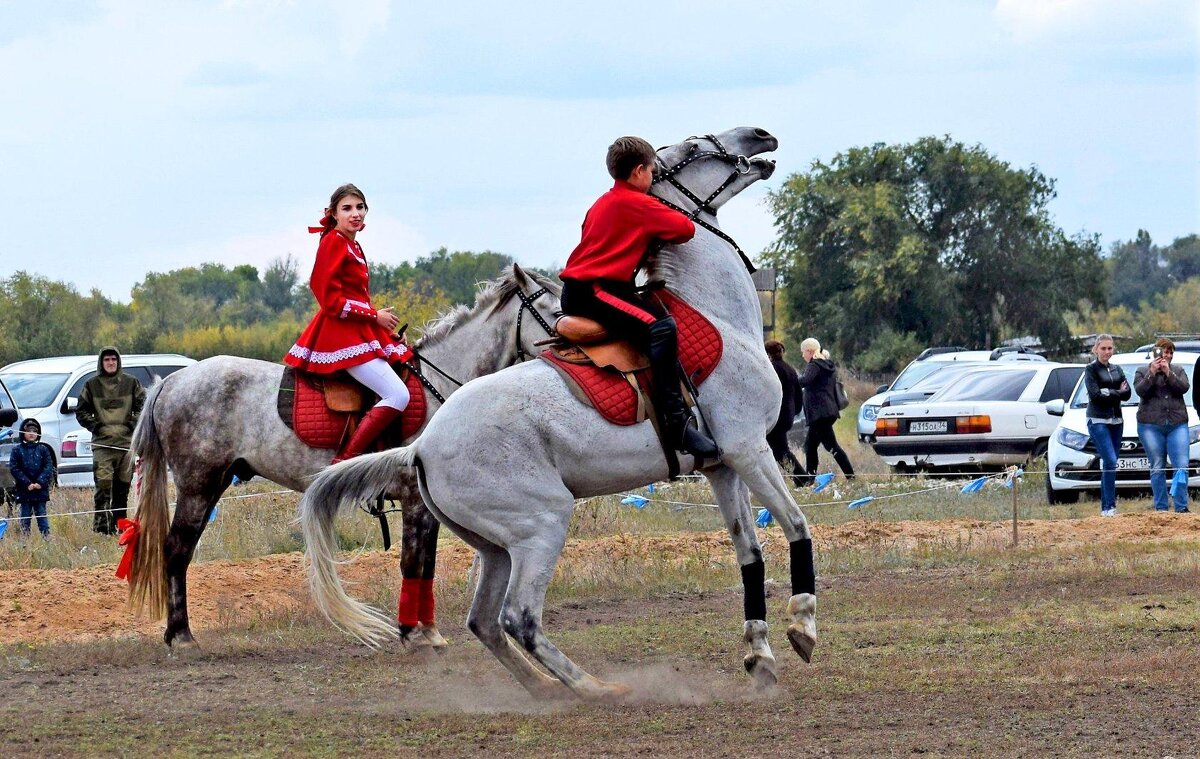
[1117,457,1149,471]
[909,421,948,434]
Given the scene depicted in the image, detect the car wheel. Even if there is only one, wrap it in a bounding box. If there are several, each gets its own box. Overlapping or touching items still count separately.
[1045,472,1079,505]
[1030,439,1049,460]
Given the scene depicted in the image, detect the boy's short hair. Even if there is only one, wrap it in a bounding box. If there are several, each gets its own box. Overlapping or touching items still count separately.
[606,136,657,181]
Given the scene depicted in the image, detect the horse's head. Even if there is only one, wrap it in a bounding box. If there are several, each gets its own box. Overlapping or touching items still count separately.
[491,263,562,364]
[651,127,778,216]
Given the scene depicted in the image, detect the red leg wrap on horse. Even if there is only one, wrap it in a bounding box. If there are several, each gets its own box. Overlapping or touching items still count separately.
[418,578,436,625]
[397,577,423,627]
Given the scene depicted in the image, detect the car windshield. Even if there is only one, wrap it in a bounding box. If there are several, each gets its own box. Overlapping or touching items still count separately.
[891,361,952,391]
[1068,361,1196,409]
[929,370,1034,402]
[0,373,70,408]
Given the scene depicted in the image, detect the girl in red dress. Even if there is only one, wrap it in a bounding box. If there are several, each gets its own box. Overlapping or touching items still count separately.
[285,183,411,461]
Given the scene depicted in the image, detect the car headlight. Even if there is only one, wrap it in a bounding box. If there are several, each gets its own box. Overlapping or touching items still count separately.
[861,404,880,422]
[1055,426,1090,451]
[1190,425,1200,445]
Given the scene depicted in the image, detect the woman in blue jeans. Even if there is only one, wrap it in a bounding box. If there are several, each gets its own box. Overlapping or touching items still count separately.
[1134,338,1191,513]
[1083,335,1130,516]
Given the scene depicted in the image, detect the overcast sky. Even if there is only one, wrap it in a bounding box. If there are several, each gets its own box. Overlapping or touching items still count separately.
[3,0,1196,300]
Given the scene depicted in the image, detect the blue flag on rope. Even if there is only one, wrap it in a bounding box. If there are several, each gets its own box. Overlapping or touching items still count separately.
[756,508,774,527]
[621,495,649,509]
[208,507,219,523]
[1005,467,1024,489]
[848,496,874,510]
[961,476,988,494]
[646,483,656,494]
[0,519,7,540]
[813,472,835,493]
[1170,468,1189,498]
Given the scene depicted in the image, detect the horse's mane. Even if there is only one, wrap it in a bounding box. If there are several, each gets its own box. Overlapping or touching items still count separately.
[416,268,561,349]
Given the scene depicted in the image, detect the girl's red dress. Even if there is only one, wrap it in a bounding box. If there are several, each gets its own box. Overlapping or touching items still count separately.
[284,230,410,374]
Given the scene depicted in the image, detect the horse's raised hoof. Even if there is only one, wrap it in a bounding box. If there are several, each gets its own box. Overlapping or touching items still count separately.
[786,593,817,663]
[742,620,778,689]
[579,679,633,704]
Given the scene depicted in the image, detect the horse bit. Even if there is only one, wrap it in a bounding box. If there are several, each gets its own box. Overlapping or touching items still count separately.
[652,133,758,274]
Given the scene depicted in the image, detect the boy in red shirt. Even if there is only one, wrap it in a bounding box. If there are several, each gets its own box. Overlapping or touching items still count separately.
[559,136,718,458]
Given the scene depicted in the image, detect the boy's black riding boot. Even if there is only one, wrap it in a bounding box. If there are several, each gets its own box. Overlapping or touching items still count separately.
[648,318,719,458]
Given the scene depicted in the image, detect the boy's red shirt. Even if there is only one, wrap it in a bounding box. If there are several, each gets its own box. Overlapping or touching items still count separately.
[559,180,695,283]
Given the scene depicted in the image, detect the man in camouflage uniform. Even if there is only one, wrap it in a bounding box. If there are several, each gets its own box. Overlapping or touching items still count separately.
[76,347,145,535]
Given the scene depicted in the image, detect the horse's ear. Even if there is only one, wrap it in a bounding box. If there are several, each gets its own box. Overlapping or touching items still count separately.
[512,262,528,284]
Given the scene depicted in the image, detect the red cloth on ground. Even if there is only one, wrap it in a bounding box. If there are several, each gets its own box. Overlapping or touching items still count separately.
[284,230,410,374]
[559,181,695,283]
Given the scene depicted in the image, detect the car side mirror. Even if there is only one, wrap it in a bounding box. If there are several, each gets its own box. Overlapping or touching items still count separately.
[64,397,79,413]
[1045,399,1065,417]
[0,408,16,427]
[875,384,888,394]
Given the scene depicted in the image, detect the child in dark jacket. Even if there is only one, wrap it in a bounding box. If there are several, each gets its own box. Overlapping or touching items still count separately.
[9,419,52,537]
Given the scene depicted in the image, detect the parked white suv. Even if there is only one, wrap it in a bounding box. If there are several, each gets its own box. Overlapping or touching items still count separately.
[0,354,195,486]
[858,348,1047,442]
[1044,351,1200,504]
[872,362,1084,472]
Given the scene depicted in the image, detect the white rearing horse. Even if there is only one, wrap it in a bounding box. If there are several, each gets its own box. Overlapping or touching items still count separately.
[301,127,817,701]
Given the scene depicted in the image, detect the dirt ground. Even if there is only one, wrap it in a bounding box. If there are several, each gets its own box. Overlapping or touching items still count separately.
[2,512,1197,646]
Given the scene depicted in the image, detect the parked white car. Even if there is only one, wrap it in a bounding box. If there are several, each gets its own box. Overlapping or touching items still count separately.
[858,348,1047,442]
[1044,351,1200,504]
[0,354,195,487]
[872,362,1085,472]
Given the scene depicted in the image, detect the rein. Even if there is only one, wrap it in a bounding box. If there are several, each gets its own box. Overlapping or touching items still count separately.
[652,134,758,274]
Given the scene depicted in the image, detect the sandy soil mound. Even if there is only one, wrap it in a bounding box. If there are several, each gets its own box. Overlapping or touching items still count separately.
[1,512,1195,646]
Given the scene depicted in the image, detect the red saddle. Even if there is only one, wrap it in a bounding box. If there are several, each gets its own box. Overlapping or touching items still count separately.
[277,367,428,450]
[540,289,722,426]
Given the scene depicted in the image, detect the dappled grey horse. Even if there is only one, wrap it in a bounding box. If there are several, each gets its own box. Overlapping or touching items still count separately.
[126,265,560,648]
[301,128,819,700]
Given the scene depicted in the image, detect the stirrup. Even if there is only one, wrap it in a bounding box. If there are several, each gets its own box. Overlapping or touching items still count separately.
[679,425,719,458]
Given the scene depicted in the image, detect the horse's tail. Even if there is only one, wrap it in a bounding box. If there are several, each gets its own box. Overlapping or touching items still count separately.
[128,378,171,620]
[300,445,419,647]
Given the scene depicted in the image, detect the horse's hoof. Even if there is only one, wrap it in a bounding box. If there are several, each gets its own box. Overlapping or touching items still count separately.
[786,593,817,664]
[167,638,202,658]
[418,622,450,650]
[743,652,778,688]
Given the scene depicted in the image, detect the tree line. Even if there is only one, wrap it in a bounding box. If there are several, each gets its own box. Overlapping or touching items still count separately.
[766,135,1197,371]
[0,247,528,367]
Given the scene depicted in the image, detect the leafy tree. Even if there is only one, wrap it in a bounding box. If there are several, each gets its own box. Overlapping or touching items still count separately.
[1107,230,1171,309]
[412,248,515,305]
[1165,234,1200,282]
[765,136,1104,364]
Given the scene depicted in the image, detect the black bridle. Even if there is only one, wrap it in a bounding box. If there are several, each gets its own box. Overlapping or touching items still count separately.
[406,282,555,403]
[652,133,758,274]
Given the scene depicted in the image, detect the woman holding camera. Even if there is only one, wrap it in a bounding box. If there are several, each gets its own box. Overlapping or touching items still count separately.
[1084,334,1131,516]
[1134,338,1191,513]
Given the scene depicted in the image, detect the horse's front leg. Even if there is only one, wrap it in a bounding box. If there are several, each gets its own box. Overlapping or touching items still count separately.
[398,491,447,649]
[722,444,818,663]
[705,465,777,688]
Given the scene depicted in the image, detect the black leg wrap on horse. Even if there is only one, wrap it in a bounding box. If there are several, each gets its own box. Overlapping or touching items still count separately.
[741,560,767,621]
[789,538,816,596]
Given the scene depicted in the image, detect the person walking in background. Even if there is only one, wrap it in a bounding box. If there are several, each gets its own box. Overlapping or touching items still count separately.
[1083,334,1131,517]
[76,347,145,534]
[1134,338,1190,513]
[765,340,807,480]
[8,419,53,537]
[284,183,412,463]
[797,337,855,480]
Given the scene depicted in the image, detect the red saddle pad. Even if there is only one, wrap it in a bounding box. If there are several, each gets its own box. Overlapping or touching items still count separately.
[540,290,723,426]
[285,368,428,450]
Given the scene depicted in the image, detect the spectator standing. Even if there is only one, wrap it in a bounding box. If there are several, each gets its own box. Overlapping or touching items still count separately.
[1134,338,1190,513]
[765,340,806,479]
[8,419,53,537]
[1083,335,1131,517]
[797,337,855,480]
[76,347,145,534]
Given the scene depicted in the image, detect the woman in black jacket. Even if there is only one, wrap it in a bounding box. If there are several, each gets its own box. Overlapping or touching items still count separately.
[797,337,855,480]
[1083,334,1131,516]
[765,340,806,479]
